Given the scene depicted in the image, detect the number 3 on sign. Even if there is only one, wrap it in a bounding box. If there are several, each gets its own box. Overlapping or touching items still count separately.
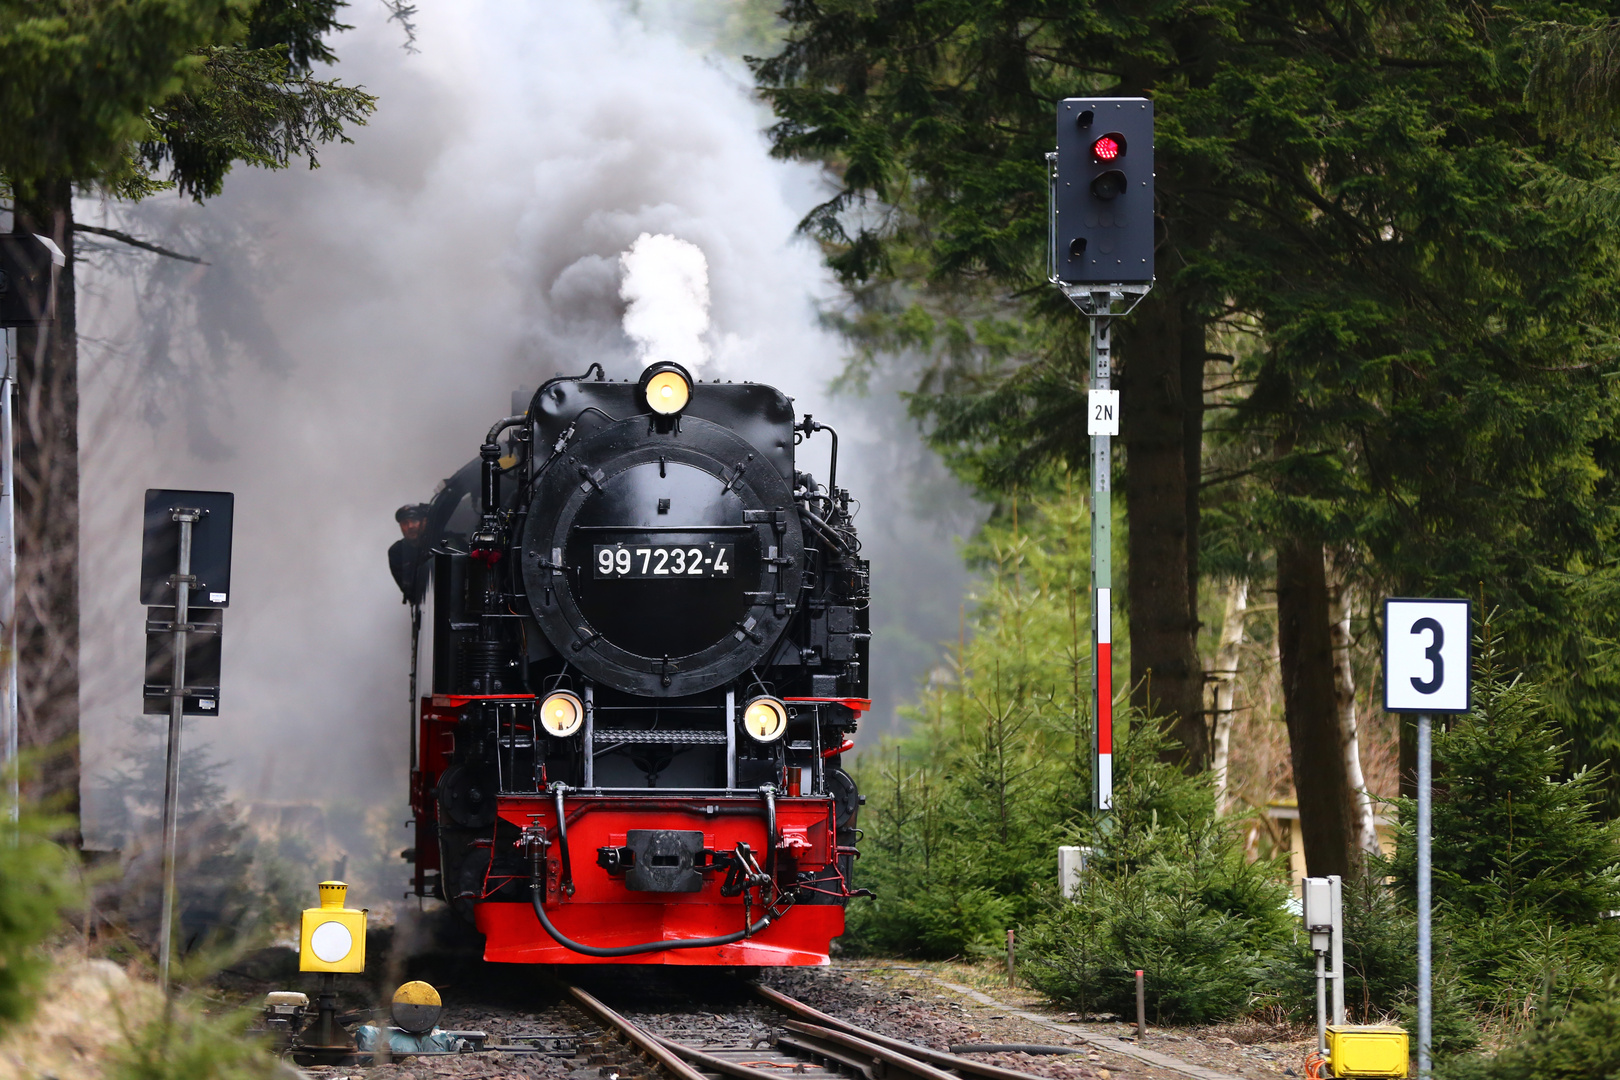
[1383,598,1471,713]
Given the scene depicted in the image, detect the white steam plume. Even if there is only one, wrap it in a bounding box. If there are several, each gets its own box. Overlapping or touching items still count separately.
[72,1,983,856]
[619,233,710,376]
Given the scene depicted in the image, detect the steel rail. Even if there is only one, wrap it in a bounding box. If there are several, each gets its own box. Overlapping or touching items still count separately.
[652,1034,805,1080]
[567,984,710,1080]
[754,984,1052,1080]
[781,1020,960,1080]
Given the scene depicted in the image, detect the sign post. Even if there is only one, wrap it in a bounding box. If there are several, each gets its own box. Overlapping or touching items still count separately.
[1383,598,1471,1078]
[139,489,233,993]
[1049,96,1153,813]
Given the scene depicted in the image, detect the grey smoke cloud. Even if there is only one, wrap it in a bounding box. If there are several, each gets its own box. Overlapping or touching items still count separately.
[76,1,981,851]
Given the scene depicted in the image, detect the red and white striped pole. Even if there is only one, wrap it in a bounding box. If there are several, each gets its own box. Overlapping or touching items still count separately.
[1096,585,1112,808]
[1089,296,1116,813]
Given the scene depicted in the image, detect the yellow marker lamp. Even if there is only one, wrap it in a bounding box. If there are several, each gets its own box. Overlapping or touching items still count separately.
[742,696,788,743]
[540,690,585,737]
[299,880,367,974]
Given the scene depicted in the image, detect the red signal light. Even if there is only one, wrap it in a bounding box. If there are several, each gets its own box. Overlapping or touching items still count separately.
[1091,134,1126,161]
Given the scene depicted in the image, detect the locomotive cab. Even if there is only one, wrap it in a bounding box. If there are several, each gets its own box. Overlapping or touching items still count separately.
[404,363,868,965]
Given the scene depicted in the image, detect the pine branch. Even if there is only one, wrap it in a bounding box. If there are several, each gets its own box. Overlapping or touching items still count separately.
[1521,19,1620,138]
[380,0,419,54]
[74,224,209,265]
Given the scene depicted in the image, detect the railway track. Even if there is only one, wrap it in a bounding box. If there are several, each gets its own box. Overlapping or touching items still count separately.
[559,979,1059,1080]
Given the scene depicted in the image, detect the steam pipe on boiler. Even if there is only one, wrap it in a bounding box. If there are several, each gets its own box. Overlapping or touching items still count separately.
[796,416,839,496]
[481,414,527,518]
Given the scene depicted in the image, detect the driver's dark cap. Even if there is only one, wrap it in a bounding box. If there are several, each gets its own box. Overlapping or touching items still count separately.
[395,503,430,523]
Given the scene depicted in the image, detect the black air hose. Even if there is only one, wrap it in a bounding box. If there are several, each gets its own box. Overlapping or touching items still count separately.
[527,843,775,957]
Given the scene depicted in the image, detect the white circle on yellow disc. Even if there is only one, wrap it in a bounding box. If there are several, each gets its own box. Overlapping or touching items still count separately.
[310,920,353,963]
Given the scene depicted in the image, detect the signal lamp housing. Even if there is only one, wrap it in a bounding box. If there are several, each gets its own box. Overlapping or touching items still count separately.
[638,361,693,416]
[298,880,367,974]
[1090,170,1127,200]
[540,690,585,737]
[741,695,789,743]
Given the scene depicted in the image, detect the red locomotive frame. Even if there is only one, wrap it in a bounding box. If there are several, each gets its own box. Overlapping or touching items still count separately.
[412,693,862,964]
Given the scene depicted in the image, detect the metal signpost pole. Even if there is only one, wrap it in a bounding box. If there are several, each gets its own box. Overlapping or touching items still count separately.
[1089,296,1114,812]
[1416,713,1432,1077]
[1383,597,1467,1080]
[157,508,198,995]
[0,327,13,822]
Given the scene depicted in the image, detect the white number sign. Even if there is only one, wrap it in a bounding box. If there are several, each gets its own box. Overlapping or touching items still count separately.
[1087,389,1119,436]
[1383,598,1471,713]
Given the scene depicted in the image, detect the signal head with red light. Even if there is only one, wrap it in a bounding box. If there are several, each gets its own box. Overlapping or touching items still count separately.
[1052,98,1154,285]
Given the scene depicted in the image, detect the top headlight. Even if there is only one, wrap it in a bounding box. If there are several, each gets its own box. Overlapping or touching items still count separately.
[639,362,692,416]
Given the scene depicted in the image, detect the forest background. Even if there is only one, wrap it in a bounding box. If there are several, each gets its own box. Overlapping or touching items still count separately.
[8,0,1620,1075]
[749,0,1620,1068]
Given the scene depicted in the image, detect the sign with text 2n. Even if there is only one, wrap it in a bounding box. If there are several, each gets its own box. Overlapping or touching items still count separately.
[1383,598,1470,713]
[1088,389,1119,436]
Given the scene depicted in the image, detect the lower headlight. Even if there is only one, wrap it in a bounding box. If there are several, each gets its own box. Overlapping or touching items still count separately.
[540,691,585,737]
[742,696,788,743]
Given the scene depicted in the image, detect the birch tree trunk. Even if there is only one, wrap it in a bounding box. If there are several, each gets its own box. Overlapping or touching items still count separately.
[12,185,80,811]
[1210,578,1248,814]
[1328,571,1379,857]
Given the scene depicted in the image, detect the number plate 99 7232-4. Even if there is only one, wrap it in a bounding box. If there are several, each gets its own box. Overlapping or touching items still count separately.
[593,544,734,579]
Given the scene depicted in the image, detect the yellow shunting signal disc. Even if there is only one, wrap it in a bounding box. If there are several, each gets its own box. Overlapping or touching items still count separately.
[743,696,788,743]
[299,879,366,973]
[645,369,690,415]
[540,691,585,737]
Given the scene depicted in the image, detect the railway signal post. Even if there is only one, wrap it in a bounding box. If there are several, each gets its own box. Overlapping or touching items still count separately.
[139,488,234,993]
[1049,97,1154,813]
[1384,598,1471,1078]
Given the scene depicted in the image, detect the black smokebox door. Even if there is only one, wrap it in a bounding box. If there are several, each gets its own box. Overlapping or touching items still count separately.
[139,489,235,608]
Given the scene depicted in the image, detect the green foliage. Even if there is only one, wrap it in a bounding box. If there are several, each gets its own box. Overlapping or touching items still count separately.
[1389,657,1620,1019]
[0,0,241,195]
[0,0,376,200]
[844,481,1295,1024]
[139,41,375,199]
[112,999,275,1080]
[1021,724,1299,1024]
[845,482,1094,958]
[1445,995,1620,1080]
[757,0,1620,814]
[0,782,73,1029]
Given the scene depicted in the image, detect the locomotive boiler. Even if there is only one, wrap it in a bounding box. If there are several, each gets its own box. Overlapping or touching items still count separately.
[398,362,868,965]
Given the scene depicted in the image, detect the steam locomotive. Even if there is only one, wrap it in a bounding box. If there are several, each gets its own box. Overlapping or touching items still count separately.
[397,362,868,965]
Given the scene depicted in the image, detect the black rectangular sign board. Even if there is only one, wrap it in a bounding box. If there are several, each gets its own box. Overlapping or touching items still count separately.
[143,607,222,716]
[139,489,234,608]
